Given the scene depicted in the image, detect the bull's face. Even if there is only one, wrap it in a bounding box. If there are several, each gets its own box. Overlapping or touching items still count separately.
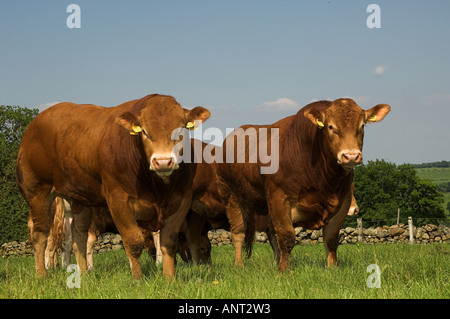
[116,95,210,178]
[304,98,390,171]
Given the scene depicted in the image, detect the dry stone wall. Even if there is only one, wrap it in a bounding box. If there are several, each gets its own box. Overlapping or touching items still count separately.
[209,223,450,246]
[1,223,449,258]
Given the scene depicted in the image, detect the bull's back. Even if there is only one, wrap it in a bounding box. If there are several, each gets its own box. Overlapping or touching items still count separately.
[16,101,133,204]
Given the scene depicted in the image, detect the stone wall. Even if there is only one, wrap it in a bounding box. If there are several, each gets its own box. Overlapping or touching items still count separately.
[208,223,450,246]
[1,223,449,258]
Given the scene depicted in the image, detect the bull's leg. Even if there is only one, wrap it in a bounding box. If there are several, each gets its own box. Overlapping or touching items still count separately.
[86,209,98,272]
[199,232,212,264]
[226,199,245,267]
[61,210,74,267]
[267,194,294,272]
[323,227,339,267]
[108,201,144,280]
[86,228,97,272]
[267,219,280,265]
[28,188,54,278]
[72,207,92,272]
[87,206,107,271]
[322,214,347,268]
[122,227,144,280]
[45,235,57,269]
[104,188,145,280]
[152,231,163,265]
[160,196,191,278]
[323,196,351,268]
[184,211,207,264]
[32,228,49,278]
[217,176,246,267]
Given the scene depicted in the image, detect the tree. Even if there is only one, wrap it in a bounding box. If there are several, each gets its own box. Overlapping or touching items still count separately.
[352,159,447,226]
[0,105,38,243]
[437,182,450,193]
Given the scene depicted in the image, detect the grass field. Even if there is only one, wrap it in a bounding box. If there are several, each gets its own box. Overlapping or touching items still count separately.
[1,243,449,299]
[415,167,450,185]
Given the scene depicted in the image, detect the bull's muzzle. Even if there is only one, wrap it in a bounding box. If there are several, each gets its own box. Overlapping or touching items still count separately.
[337,150,362,169]
[150,156,178,176]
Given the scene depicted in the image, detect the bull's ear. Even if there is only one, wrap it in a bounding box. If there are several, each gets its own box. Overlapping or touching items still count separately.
[365,104,391,123]
[304,108,325,129]
[116,112,142,135]
[184,107,211,130]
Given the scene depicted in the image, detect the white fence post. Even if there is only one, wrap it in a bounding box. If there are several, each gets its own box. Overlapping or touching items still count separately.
[408,216,414,245]
[357,218,364,243]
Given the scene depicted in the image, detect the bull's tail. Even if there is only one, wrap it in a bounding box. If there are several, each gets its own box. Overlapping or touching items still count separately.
[52,197,65,252]
[243,211,255,259]
[45,197,65,269]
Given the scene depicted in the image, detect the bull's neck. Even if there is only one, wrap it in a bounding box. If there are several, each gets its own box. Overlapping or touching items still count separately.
[281,116,353,193]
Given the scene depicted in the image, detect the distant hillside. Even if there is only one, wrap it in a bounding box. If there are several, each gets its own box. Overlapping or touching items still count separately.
[415,167,450,186]
[411,160,449,169]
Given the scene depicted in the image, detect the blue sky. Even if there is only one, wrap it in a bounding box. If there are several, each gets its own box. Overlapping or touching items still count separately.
[1,1,449,164]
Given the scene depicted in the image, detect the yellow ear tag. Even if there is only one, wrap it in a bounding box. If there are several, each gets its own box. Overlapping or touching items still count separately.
[368,115,377,122]
[316,119,324,129]
[186,121,196,130]
[130,125,142,135]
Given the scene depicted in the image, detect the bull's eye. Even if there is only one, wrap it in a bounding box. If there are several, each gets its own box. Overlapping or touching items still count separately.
[142,129,152,140]
[328,124,340,136]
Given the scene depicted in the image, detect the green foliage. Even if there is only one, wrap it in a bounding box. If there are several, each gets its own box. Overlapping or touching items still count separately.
[0,105,38,243]
[353,159,447,226]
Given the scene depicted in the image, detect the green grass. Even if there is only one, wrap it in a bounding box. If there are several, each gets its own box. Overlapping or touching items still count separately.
[1,243,449,299]
[415,167,450,185]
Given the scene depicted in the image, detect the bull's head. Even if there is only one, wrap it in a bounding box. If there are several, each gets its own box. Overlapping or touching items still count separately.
[116,95,210,177]
[304,98,390,172]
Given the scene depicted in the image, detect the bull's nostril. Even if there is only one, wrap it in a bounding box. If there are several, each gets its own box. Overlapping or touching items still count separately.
[152,158,159,168]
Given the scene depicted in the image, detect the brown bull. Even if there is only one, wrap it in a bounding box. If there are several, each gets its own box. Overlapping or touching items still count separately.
[217,98,390,270]
[16,94,210,279]
[179,140,357,264]
[43,140,224,269]
[179,141,358,265]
